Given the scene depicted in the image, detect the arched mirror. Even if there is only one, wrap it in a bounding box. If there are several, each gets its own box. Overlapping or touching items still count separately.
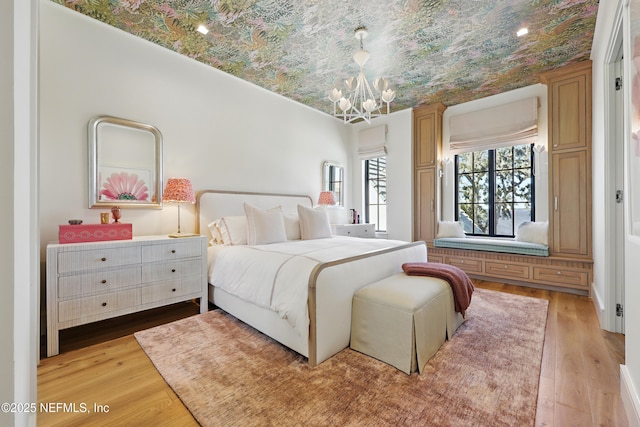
[322,161,344,206]
[88,115,163,208]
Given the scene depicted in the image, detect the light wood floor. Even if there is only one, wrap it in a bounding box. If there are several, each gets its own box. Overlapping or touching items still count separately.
[37,281,628,426]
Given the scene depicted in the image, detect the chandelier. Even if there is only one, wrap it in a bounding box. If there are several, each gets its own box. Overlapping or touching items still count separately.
[328,26,396,124]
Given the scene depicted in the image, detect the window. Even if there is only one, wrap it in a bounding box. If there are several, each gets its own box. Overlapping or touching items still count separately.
[455,144,534,237]
[364,157,386,232]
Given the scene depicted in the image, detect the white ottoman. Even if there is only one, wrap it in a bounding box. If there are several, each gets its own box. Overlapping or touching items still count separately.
[350,273,464,374]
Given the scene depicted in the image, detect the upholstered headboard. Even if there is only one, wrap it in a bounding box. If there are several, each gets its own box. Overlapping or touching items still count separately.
[195,190,313,237]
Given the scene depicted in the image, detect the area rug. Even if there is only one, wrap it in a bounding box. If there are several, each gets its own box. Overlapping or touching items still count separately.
[134,288,548,427]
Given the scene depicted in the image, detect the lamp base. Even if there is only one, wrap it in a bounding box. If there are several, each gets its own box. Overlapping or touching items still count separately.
[168,232,199,238]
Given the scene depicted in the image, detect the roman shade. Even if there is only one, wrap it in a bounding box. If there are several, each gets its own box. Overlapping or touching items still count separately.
[449,97,539,154]
[358,125,387,159]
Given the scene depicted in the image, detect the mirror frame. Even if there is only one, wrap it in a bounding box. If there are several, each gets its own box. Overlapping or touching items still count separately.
[88,115,163,209]
[322,160,344,206]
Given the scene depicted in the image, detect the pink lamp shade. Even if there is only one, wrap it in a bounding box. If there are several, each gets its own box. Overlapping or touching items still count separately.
[162,178,195,204]
[318,191,336,206]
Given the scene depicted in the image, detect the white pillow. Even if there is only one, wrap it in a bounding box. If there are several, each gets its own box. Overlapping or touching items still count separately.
[297,205,332,240]
[212,216,247,245]
[436,221,466,238]
[207,219,224,244]
[244,203,287,245]
[515,221,548,245]
[283,213,301,240]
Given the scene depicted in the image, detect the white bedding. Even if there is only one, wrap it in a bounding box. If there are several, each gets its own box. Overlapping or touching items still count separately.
[208,236,409,337]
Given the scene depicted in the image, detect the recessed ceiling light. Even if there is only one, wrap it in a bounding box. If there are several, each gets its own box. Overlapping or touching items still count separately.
[197,25,209,35]
[517,27,528,37]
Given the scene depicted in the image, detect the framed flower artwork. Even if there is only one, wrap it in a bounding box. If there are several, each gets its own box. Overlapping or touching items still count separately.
[88,115,163,208]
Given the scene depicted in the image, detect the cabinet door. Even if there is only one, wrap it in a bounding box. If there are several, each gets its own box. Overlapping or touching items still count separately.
[551,151,590,256]
[415,168,437,242]
[547,67,590,151]
[415,111,438,168]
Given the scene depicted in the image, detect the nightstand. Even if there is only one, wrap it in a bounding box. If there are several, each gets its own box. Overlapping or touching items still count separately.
[45,235,208,356]
[332,223,376,238]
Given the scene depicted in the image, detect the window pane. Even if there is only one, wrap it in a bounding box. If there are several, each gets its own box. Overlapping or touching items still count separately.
[514,203,531,231]
[495,147,513,170]
[458,152,473,173]
[475,172,489,203]
[458,174,474,203]
[365,157,387,232]
[473,204,489,234]
[513,144,531,168]
[458,205,473,233]
[474,151,489,172]
[495,170,514,202]
[495,202,514,235]
[514,171,531,202]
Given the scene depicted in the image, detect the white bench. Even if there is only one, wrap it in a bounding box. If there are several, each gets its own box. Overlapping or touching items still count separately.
[350,273,465,374]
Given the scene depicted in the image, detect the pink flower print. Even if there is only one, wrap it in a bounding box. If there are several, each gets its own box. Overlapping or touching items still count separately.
[100,172,149,201]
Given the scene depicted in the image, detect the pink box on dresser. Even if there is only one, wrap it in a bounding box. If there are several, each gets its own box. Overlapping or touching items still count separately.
[58,223,133,244]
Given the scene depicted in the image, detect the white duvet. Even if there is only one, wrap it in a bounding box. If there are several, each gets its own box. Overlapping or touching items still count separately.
[207,236,408,337]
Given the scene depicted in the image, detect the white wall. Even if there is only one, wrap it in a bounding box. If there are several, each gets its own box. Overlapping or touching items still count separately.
[1,3,15,426]
[5,1,39,427]
[39,1,350,256]
[440,84,549,222]
[350,109,413,242]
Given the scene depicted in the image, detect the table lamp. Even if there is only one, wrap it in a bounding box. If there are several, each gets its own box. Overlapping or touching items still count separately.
[162,177,197,238]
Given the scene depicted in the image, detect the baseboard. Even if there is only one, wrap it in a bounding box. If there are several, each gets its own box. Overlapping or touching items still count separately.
[591,282,606,327]
[621,365,640,427]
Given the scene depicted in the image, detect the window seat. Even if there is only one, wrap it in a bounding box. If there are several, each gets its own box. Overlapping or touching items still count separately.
[433,237,549,257]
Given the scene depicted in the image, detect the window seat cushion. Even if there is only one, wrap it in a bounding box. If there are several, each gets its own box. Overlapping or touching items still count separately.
[433,237,549,257]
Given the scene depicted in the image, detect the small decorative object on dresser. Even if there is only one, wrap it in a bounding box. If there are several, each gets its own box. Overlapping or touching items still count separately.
[110,206,121,223]
[46,235,208,356]
[332,223,375,238]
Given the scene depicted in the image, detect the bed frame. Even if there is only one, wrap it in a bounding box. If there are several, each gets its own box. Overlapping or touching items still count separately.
[195,190,428,366]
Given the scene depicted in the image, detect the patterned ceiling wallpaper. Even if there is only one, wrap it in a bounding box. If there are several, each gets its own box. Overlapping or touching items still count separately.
[52,0,598,115]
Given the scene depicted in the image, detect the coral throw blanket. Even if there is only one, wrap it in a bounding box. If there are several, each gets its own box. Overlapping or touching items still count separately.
[401,262,475,317]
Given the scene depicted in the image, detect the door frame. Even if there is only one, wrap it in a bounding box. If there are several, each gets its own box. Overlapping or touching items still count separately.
[603,9,626,334]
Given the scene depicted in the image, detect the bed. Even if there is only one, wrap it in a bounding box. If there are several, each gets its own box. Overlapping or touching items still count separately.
[196,190,429,366]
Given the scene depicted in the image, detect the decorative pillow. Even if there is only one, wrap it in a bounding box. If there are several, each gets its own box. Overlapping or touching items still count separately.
[436,221,466,238]
[207,219,224,244]
[211,216,247,245]
[283,213,301,240]
[297,205,332,240]
[515,221,548,246]
[244,203,287,245]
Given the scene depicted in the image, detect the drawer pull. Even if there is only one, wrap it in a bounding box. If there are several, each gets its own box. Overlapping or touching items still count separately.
[101,279,107,284]
[460,260,464,264]
[171,249,176,254]
[171,268,176,273]
[172,288,177,292]
[101,302,107,307]
[101,257,107,262]
[557,271,562,275]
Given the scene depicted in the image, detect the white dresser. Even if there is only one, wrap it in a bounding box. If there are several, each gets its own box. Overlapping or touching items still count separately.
[331,223,376,238]
[46,235,208,357]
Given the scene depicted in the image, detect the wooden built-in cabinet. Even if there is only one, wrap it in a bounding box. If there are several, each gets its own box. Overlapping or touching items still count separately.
[413,103,446,244]
[541,60,592,259]
[415,62,593,295]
